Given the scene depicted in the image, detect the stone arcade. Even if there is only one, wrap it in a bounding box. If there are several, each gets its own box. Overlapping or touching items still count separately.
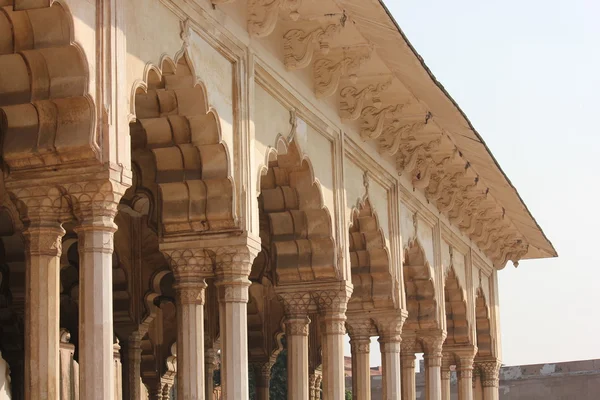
[0,0,556,399]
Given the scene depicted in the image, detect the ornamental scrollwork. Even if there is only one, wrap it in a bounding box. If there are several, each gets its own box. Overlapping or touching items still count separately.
[284,24,341,70]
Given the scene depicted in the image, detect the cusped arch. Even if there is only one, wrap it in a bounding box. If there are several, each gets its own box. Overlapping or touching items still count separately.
[128,53,236,236]
[0,1,96,170]
[257,136,338,284]
[475,288,493,358]
[403,239,438,331]
[348,197,395,309]
[444,267,470,346]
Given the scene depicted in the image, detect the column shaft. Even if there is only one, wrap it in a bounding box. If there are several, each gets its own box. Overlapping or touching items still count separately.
[124,333,142,400]
[24,223,64,400]
[457,353,475,400]
[286,315,310,400]
[480,361,501,400]
[217,278,251,399]
[441,369,451,400]
[205,349,218,400]
[321,312,347,400]
[379,340,401,400]
[400,353,416,400]
[77,220,117,400]
[350,338,371,400]
[253,362,272,400]
[422,336,444,400]
[175,280,206,400]
[473,371,483,400]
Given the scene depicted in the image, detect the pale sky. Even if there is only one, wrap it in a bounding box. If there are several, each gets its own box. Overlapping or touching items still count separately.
[345,0,600,367]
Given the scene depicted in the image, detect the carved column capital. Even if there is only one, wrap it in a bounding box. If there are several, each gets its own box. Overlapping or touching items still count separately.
[375,312,406,344]
[278,291,312,317]
[346,319,373,341]
[285,315,311,336]
[252,360,274,384]
[478,359,502,388]
[455,346,477,379]
[421,332,446,367]
[66,179,126,224]
[162,248,214,280]
[312,285,352,315]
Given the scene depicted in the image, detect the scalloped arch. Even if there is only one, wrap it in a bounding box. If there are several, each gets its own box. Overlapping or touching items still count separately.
[0,1,98,170]
[257,135,339,284]
[403,239,438,331]
[444,266,470,345]
[348,197,395,309]
[127,52,237,236]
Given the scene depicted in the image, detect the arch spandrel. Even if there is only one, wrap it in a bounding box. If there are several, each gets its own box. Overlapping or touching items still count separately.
[256,135,339,285]
[348,197,396,310]
[403,239,439,332]
[0,2,98,171]
[126,53,238,236]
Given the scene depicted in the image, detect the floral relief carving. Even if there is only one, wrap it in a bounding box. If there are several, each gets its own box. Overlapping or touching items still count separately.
[314,46,372,98]
[478,360,501,387]
[359,105,404,140]
[339,79,392,121]
[248,0,302,38]
[284,24,341,70]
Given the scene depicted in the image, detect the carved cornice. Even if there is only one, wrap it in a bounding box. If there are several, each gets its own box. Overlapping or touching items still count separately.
[284,24,341,70]
[314,46,373,98]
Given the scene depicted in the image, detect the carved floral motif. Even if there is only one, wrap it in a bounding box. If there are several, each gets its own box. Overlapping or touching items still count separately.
[284,24,341,70]
[248,0,302,38]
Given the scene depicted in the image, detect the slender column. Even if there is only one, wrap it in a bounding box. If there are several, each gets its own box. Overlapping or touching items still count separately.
[473,367,483,400]
[22,208,64,400]
[252,361,272,400]
[205,348,218,400]
[315,287,351,400]
[479,360,501,400]
[279,291,312,400]
[376,314,405,400]
[400,340,417,400]
[456,349,476,400]
[440,354,453,400]
[309,371,322,400]
[175,277,207,400]
[125,332,143,400]
[347,321,371,400]
[113,340,123,400]
[214,244,258,400]
[421,334,445,400]
[72,182,124,400]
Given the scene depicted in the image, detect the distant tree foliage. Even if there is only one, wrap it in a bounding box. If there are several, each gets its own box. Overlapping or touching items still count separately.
[345,389,352,400]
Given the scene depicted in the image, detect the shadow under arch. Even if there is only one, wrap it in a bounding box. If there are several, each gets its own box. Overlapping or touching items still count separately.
[403,239,438,332]
[444,266,471,346]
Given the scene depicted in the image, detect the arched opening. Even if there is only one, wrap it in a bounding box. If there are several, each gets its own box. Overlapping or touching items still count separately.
[348,197,394,310]
[256,137,338,284]
[444,267,470,346]
[126,54,236,236]
[403,240,438,332]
